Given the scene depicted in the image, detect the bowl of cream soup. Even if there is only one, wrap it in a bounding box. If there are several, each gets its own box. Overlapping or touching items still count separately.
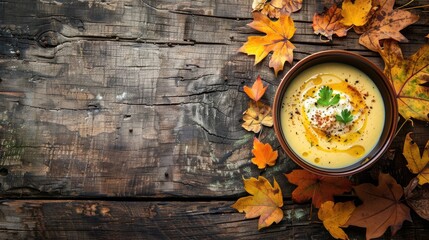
[273,50,397,176]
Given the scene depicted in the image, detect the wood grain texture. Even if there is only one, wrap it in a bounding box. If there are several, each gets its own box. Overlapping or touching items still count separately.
[0,0,428,200]
[0,199,427,240]
[1,0,429,239]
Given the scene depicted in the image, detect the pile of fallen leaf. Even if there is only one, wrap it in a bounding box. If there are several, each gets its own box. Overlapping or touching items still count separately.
[232,0,429,239]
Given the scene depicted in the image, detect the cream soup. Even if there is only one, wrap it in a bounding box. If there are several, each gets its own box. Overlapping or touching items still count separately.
[280,63,385,169]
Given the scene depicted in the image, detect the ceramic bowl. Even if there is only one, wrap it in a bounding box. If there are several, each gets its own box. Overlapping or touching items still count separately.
[273,50,398,176]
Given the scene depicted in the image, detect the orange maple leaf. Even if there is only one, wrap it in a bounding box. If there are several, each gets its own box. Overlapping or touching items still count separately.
[318,201,356,240]
[357,0,419,51]
[232,176,283,230]
[312,4,349,41]
[239,12,296,76]
[251,137,278,169]
[403,132,429,185]
[346,173,412,239]
[243,75,268,102]
[285,169,352,208]
[379,40,429,121]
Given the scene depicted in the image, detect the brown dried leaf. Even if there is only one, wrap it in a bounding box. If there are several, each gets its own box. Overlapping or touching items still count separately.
[260,0,303,18]
[358,0,419,51]
[346,173,412,239]
[242,101,273,133]
[406,184,429,221]
[252,0,267,11]
[312,4,349,41]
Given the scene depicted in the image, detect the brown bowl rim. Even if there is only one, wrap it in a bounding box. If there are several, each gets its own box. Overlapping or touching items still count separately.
[273,50,398,176]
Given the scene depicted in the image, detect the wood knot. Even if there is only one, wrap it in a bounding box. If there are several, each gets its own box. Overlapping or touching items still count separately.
[75,203,111,217]
[37,31,60,48]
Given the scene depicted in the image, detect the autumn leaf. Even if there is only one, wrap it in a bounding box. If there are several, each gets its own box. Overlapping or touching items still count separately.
[243,75,268,102]
[242,101,273,133]
[403,132,429,185]
[357,0,419,51]
[312,4,349,41]
[346,173,412,239]
[379,40,429,121]
[285,169,352,208]
[341,0,372,27]
[406,184,429,221]
[239,12,296,75]
[251,137,278,169]
[260,0,303,18]
[252,0,267,11]
[232,176,283,230]
[318,201,356,240]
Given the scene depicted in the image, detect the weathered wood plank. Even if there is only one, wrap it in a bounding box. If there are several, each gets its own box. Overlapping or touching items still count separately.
[0,199,427,239]
[0,0,428,199]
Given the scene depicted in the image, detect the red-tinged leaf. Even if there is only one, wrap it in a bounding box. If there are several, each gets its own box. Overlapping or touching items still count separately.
[285,169,352,208]
[312,4,349,41]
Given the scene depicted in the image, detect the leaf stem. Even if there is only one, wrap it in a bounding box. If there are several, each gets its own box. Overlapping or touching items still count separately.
[400,4,429,10]
[397,0,415,9]
[394,118,414,138]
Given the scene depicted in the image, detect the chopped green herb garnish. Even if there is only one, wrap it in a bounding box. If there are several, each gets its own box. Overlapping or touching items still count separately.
[317,86,340,107]
[336,109,354,124]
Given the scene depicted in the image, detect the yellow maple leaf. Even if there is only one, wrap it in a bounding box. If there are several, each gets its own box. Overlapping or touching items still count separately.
[341,0,372,27]
[403,132,429,185]
[318,201,356,240]
[242,101,273,133]
[232,176,283,230]
[251,137,278,169]
[379,40,429,121]
[239,12,296,76]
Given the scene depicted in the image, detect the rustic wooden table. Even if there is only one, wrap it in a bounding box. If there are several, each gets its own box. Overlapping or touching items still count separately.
[0,0,428,239]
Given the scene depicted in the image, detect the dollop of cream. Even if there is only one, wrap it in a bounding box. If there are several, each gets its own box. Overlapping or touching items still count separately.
[298,73,368,155]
